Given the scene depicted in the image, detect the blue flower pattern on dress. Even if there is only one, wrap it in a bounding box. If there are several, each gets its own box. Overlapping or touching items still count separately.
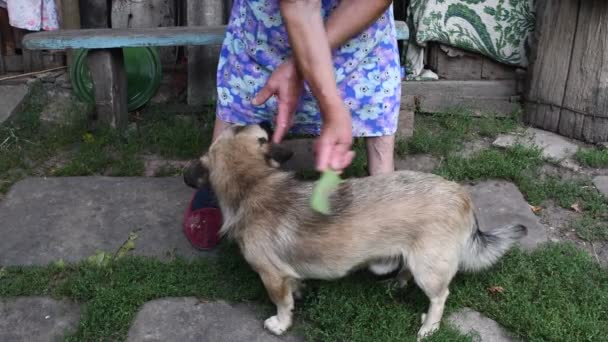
[216,0,401,137]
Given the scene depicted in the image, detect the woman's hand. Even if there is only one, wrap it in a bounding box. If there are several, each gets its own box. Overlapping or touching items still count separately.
[315,101,355,172]
[252,58,304,143]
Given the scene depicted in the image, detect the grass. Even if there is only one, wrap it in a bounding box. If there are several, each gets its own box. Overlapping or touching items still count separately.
[2,88,608,340]
[0,84,215,192]
[575,148,608,168]
[1,243,607,341]
[396,109,520,157]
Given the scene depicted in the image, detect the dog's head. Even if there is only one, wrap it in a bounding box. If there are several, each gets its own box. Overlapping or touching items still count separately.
[183,123,294,189]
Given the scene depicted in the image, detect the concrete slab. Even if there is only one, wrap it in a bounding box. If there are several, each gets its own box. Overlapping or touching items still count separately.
[0,85,29,125]
[0,296,81,342]
[126,298,302,342]
[593,176,608,196]
[468,181,548,250]
[447,308,519,342]
[39,89,90,127]
[493,127,579,162]
[0,177,211,266]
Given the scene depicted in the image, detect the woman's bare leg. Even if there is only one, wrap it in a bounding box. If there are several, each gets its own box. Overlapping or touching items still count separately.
[365,135,395,176]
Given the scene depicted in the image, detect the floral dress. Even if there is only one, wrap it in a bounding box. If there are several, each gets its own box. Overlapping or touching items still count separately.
[216,0,401,137]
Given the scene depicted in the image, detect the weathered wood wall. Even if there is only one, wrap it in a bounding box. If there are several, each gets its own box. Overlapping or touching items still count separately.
[186,0,227,105]
[111,0,177,65]
[525,0,608,143]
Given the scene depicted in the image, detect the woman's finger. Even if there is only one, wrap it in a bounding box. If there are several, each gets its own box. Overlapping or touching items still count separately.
[252,83,275,106]
[272,101,292,143]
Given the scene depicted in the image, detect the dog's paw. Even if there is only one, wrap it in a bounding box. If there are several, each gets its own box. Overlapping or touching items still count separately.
[264,315,290,335]
[416,322,440,341]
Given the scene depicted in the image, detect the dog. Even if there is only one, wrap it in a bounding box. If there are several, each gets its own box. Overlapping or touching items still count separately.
[183,124,527,340]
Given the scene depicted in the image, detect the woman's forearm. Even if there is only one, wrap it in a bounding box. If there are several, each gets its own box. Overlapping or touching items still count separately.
[325,0,393,50]
[280,0,344,117]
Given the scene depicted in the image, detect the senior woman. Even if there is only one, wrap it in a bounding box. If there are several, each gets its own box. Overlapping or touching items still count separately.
[184,0,402,249]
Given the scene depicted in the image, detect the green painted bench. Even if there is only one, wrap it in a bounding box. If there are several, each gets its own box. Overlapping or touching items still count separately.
[22,23,409,130]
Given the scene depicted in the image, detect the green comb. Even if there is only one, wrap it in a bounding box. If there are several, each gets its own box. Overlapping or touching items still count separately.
[311,169,342,215]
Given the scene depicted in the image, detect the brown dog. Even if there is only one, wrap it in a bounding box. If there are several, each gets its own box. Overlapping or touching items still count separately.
[184,124,526,340]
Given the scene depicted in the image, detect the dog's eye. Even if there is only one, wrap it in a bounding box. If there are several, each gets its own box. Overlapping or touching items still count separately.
[258,137,268,145]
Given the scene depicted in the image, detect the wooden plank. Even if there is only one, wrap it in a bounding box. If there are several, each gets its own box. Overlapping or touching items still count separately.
[22,26,227,50]
[79,0,109,29]
[401,80,521,116]
[428,44,482,80]
[558,0,608,142]
[523,0,579,132]
[111,0,177,65]
[22,20,409,51]
[481,58,518,80]
[86,48,128,130]
[187,0,226,105]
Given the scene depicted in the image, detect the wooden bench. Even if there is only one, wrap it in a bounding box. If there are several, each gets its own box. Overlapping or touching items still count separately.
[22,22,409,130]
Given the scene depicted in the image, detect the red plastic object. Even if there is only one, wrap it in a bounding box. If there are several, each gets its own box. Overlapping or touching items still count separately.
[182,195,223,250]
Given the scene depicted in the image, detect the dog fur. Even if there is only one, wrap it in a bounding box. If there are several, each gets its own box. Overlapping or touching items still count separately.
[184,124,527,340]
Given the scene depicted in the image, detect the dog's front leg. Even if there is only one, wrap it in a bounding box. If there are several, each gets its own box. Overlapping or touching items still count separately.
[260,271,294,335]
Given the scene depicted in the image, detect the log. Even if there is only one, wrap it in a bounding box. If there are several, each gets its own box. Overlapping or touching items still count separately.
[86,48,128,129]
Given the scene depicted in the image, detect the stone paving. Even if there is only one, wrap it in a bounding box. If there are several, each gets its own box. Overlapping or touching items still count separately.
[1,126,606,341]
[493,127,580,162]
[0,177,210,266]
[0,85,29,125]
[0,297,81,342]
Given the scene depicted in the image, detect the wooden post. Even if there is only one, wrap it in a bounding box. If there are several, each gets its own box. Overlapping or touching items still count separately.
[86,48,128,130]
[79,0,128,130]
[187,0,226,105]
[58,0,81,72]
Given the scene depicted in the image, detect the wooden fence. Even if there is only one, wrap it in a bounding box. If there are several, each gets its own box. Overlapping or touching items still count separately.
[525,0,608,143]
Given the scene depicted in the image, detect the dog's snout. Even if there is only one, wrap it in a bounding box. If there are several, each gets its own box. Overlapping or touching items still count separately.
[183,160,209,189]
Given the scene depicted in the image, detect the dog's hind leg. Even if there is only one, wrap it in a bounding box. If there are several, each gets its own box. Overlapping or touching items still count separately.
[260,271,294,335]
[291,279,305,300]
[408,253,456,341]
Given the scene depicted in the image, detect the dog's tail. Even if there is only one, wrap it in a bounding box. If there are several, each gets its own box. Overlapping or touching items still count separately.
[459,214,527,272]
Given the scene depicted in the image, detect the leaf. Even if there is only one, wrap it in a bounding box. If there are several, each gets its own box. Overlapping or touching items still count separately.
[87,250,111,267]
[115,232,139,260]
[82,133,95,144]
[570,202,582,213]
[54,259,65,269]
[488,286,505,295]
[530,205,542,214]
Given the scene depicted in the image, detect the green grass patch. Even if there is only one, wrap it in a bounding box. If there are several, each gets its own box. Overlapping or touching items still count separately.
[1,243,606,341]
[0,86,215,191]
[575,148,608,168]
[435,143,608,242]
[397,110,519,157]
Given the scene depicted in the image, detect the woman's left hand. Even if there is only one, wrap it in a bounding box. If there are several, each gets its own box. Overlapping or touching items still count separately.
[252,58,304,143]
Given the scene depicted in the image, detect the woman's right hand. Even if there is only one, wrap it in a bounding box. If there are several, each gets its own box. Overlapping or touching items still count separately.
[252,58,304,143]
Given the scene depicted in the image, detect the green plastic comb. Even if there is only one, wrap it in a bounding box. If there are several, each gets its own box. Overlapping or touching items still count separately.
[311,169,342,215]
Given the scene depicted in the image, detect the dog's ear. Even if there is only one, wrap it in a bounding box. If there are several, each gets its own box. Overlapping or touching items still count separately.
[266,144,294,166]
[183,158,210,189]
